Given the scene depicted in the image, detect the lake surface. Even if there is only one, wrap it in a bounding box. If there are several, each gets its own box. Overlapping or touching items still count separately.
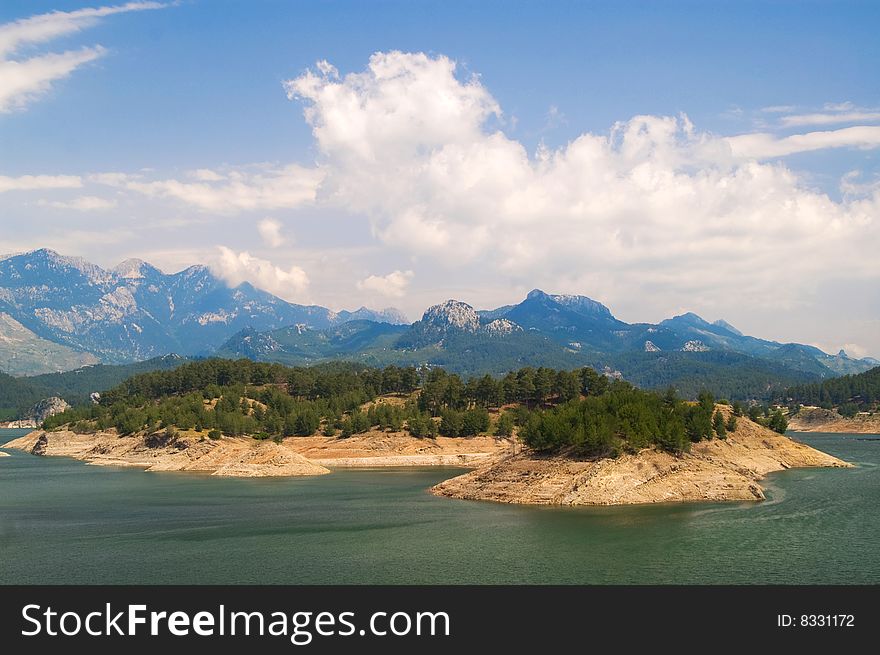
[1,429,878,584]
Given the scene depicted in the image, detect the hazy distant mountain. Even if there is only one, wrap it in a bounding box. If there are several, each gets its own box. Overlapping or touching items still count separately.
[0,249,405,372]
[218,288,877,384]
[335,306,409,325]
[476,293,874,377]
[1,249,874,384]
[0,312,99,375]
[216,320,408,365]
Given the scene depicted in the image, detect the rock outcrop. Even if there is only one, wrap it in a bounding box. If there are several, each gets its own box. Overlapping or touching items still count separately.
[28,397,71,424]
[396,300,482,348]
[682,340,709,352]
[31,433,48,456]
[484,318,522,336]
[422,300,481,332]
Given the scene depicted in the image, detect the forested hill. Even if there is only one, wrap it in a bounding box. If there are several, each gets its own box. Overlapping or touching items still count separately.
[784,366,880,409]
[44,359,758,456]
[0,355,189,420]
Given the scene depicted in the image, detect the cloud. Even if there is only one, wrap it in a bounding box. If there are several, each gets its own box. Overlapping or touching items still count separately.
[841,343,869,359]
[257,218,287,248]
[0,46,107,112]
[281,51,879,317]
[6,50,878,355]
[726,125,880,158]
[0,2,165,112]
[779,111,880,128]
[760,105,797,114]
[94,164,323,212]
[40,195,117,211]
[0,174,82,192]
[357,270,414,298]
[840,170,880,199]
[543,105,567,131]
[188,168,226,182]
[824,101,855,112]
[211,247,309,302]
[761,101,880,128]
[0,2,165,55]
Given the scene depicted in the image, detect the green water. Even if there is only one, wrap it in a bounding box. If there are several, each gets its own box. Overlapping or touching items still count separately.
[1,429,878,584]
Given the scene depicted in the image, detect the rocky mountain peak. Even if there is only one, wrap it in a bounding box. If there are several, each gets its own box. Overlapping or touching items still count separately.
[422,300,480,332]
[526,288,550,300]
[113,258,160,280]
[17,248,111,284]
[520,289,613,319]
[548,292,613,318]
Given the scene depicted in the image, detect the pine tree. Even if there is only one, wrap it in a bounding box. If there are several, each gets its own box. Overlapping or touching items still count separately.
[725,414,737,433]
[713,410,727,439]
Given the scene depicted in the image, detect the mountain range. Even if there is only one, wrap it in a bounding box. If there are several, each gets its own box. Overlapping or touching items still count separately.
[0,249,406,374]
[218,288,876,377]
[1,250,876,396]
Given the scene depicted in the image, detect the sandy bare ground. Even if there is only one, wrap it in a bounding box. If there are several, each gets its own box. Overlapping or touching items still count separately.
[289,431,508,468]
[2,430,329,477]
[788,407,880,434]
[2,429,509,476]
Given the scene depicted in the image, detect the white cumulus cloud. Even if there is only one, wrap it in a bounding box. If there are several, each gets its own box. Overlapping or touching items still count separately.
[357,270,414,298]
[212,247,309,303]
[282,51,879,316]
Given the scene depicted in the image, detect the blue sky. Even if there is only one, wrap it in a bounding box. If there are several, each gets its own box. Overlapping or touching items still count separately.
[1,1,879,357]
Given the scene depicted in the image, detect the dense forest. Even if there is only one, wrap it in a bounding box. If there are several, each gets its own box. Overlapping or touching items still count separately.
[0,355,190,419]
[519,388,738,456]
[218,321,825,398]
[0,371,43,420]
[603,351,821,402]
[783,366,880,415]
[39,359,781,457]
[1,345,832,422]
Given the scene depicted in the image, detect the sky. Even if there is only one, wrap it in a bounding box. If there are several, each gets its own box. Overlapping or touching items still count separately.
[0,0,878,357]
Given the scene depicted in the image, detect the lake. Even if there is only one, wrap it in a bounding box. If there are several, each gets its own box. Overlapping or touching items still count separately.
[1,429,878,584]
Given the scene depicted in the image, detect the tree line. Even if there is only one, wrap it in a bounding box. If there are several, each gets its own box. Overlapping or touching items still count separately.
[783,366,880,411]
[519,387,740,456]
[43,359,784,453]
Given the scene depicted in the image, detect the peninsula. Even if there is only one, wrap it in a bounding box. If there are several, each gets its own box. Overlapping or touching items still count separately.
[432,405,849,506]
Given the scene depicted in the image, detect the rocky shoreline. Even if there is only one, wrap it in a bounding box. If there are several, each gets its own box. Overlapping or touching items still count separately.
[431,408,851,506]
[788,407,880,434]
[1,429,507,477]
[2,410,852,505]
